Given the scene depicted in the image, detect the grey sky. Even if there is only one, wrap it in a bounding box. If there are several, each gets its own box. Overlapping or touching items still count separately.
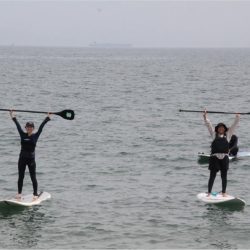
[0,1,250,48]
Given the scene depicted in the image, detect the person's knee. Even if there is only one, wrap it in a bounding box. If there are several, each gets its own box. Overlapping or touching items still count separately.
[221,171,227,180]
[18,171,25,179]
[28,161,36,174]
[29,171,37,180]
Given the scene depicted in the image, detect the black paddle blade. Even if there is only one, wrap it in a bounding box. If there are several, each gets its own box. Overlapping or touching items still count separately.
[54,110,75,120]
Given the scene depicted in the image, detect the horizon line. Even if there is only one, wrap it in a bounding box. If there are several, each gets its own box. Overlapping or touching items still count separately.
[1,44,250,49]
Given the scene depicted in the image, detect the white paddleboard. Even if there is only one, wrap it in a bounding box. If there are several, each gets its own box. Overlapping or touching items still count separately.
[197,192,246,206]
[198,151,250,161]
[0,192,51,207]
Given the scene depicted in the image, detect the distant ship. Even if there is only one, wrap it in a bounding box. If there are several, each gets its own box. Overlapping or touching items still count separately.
[89,42,133,48]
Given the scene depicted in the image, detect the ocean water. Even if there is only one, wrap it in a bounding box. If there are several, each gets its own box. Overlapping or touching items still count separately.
[1,47,250,248]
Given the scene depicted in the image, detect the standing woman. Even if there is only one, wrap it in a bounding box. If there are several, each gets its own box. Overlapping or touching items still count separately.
[10,110,51,200]
[203,110,240,197]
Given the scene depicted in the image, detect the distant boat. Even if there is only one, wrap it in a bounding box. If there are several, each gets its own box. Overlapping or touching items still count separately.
[89,43,133,48]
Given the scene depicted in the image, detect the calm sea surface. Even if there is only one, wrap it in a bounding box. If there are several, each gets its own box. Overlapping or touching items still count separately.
[1,47,250,249]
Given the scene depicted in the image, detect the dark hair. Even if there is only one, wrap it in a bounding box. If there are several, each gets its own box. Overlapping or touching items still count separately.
[25,122,34,128]
[215,123,228,133]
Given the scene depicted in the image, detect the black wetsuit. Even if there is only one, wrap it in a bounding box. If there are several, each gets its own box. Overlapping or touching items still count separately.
[208,135,229,194]
[229,135,239,156]
[12,117,50,196]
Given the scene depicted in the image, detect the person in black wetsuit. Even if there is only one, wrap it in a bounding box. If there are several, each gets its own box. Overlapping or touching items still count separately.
[229,134,239,157]
[10,110,51,200]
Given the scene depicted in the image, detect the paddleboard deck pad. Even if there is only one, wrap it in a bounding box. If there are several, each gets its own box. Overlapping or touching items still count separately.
[197,192,246,206]
[0,192,51,207]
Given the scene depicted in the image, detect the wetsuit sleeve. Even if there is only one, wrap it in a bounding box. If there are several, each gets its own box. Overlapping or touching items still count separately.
[204,117,214,138]
[12,117,25,137]
[227,115,240,140]
[35,117,50,140]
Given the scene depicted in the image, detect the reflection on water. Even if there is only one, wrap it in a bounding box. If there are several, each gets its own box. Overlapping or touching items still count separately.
[205,204,244,223]
[0,205,52,248]
[200,204,245,249]
[0,204,26,217]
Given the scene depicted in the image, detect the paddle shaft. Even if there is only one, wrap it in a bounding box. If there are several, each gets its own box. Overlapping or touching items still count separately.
[0,108,50,114]
[0,108,75,120]
[179,109,249,115]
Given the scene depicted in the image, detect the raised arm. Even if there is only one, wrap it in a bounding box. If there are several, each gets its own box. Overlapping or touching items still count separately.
[10,110,24,136]
[203,110,214,138]
[35,113,51,139]
[227,114,240,139]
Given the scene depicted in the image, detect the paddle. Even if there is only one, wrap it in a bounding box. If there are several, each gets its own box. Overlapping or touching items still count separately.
[179,109,248,115]
[0,108,75,120]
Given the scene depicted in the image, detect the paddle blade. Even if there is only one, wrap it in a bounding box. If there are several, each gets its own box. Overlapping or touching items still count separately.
[54,110,75,120]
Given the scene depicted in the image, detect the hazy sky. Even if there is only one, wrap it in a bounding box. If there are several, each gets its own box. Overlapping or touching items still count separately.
[0,0,250,48]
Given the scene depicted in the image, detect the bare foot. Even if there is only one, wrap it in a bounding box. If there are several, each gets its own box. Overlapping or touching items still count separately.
[15,194,21,200]
[32,195,38,201]
[207,193,211,197]
[222,193,227,197]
